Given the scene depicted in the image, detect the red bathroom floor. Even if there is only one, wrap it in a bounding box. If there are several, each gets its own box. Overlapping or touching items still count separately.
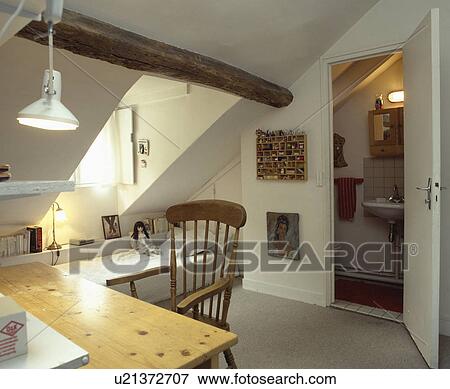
[335,277,403,313]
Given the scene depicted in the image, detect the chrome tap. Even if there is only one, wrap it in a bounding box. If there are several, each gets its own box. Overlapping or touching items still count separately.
[389,184,404,203]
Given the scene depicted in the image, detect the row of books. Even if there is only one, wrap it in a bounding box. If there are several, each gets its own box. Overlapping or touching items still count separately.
[0,163,11,182]
[0,227,43,258]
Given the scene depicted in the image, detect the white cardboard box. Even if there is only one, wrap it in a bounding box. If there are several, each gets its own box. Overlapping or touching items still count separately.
[0,293,88,369]
[0,296,27,362]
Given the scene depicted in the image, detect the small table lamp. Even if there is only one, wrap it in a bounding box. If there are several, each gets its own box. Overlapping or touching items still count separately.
[47,202,66,251]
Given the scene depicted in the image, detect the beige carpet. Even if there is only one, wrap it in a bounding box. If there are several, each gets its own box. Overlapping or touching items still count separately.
[155,279,450,369]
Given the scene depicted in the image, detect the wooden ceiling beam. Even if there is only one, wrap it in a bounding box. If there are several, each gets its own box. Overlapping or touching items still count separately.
[16,9,293,108]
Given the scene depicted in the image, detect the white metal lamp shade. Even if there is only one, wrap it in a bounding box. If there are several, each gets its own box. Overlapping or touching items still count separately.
[17,70,79,130]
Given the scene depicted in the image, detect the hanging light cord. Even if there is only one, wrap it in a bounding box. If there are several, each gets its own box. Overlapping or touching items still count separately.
[0,0,27,42]
[0,1,55,97]
[47,21,55,95]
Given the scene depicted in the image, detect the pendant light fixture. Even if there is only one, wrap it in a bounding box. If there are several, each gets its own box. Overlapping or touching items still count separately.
[17,0,79,131]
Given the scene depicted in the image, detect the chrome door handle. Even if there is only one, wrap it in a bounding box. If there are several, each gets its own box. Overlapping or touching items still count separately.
[416,182,431,192]
[416,178,432,210]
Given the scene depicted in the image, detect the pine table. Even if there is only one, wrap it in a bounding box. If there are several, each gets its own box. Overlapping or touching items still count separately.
[0,262,237,368]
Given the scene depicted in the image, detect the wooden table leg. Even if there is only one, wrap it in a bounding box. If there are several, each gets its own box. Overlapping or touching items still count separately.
[195,354,219,369]
[209,354,219,368]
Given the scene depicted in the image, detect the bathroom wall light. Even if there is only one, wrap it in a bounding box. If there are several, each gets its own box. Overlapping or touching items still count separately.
[387,90,405,103]
[17,0,79,131]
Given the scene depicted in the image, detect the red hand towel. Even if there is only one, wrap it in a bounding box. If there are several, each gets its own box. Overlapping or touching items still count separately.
[334,177,364,221]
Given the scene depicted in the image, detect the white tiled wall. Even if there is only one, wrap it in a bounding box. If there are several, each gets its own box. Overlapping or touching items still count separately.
[363,157,404,200]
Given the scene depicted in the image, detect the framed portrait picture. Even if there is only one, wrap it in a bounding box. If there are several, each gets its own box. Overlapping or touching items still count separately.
[102,215,122,240]
[266,212,300,260]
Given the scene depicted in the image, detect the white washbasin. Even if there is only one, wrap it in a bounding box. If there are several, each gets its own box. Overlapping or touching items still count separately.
[362,201,404,221]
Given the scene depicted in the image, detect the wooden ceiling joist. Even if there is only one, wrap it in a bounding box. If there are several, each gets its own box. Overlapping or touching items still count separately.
[17,9,293,108]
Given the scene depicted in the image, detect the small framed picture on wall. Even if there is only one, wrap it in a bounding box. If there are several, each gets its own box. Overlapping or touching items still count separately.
[138,139,150,156]
[102,215,122,240]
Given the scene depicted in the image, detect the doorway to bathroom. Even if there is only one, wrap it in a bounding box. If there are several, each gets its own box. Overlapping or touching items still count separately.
[331,53,405,322]
[322,9,444,369]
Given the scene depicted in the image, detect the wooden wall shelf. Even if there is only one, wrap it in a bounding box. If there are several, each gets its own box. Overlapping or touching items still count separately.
[0,180,75,201]
[0,240,104,266]
[256,130,307,181]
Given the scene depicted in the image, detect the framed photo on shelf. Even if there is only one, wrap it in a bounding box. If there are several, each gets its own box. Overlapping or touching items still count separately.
[101,215,122,240]
[143,217,169,235]
[143,218,155,235]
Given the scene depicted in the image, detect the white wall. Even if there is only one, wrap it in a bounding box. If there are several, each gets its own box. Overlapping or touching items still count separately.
[39,186,118,246]
[117,84,239,214]
[38,185,166,247]
[0,8,40,46]
[34,82,242,247]
[240,0,450,337]
[121,98,268,216]
[241,63,326,306]
[333,59,403,252]
[189,158,242,204]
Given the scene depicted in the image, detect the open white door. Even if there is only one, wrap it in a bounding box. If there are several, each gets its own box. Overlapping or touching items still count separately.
[403,9,441,368]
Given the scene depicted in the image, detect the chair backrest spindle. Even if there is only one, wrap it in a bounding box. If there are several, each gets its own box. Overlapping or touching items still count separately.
[220,225,230,278]
[193,220,198,292]
[209,221,221,318]
[182,221,187,297]
[200,220,209,315]
[170,224,177,311]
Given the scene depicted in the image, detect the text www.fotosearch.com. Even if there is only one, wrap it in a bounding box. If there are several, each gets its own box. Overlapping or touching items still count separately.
[198,372,337,385]
[114,372,337,386]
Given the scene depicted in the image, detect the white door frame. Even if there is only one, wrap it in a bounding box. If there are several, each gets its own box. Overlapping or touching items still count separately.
[320,43,406,306]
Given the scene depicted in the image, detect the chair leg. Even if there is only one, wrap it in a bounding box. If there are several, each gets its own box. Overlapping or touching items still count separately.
[223,348,237,369]
[130,281,139,299]
[193,304,199,320]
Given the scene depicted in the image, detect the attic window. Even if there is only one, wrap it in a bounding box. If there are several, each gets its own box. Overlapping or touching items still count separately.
[72,109,135,187]
[72,116,118,187]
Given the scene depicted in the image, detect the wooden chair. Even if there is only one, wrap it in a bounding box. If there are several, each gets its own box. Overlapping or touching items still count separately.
[166,199,246,369]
